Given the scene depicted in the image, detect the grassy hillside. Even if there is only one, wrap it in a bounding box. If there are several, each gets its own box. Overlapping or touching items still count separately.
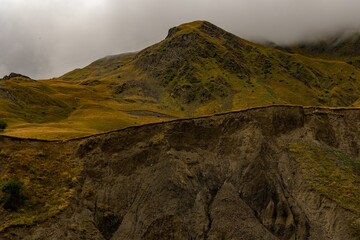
[0,74,179,140]
[1,21,360,140]
[283,32,360,70]
[0,139,82,233]
[287,32,360,59]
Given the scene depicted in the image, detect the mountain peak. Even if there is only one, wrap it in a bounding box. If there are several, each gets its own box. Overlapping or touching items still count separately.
[132,20,255,104]
[166,21,203,38]
[165,20,228,40]
[2,72,30,80]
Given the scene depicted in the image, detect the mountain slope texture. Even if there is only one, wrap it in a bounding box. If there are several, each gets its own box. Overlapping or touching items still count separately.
[1,106,360,239]
[1,21,360,239]
[0,21,360,139]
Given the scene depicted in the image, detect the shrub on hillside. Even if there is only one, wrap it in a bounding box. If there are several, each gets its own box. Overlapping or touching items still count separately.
[1,178,27,211]
[0,120,6,130]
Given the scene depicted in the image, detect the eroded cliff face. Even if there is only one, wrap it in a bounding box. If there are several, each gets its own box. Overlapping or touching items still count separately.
[1,106,360,240]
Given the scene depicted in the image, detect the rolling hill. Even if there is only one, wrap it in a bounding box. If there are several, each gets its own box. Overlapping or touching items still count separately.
[0,20,360,140]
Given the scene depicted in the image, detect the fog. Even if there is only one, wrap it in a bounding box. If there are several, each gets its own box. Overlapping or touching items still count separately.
[1,0,360,79]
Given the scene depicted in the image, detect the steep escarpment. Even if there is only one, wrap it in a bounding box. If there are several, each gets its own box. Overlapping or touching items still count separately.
[1,106,360,239]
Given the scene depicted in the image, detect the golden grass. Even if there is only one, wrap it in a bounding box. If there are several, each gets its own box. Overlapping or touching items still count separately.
[290,143,360,214]
[0,20,359,140]
[0,141,82,232]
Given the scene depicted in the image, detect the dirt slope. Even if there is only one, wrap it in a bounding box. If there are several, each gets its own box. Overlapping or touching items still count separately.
[1,106,360,239]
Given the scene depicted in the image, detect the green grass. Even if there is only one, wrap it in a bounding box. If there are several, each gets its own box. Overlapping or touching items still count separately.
[0,120,6,130]
[290,143,360,214]
[1,178,27,211]
[290,143,360,236]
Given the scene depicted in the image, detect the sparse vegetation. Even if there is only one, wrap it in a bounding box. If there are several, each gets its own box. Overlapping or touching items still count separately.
[290,143,360,214]
[0,144,83,232]
[151,133,165,145]
[0,20,359,141]
[1,178,27,211]
[0,120,6,130]
[0,19,360,239]
[350,218,360,238]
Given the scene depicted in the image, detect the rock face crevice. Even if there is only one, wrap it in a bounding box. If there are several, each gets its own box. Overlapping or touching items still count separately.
[2,106,360,239]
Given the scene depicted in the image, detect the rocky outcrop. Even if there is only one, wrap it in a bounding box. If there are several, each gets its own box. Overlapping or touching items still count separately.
[1,106,360,239]
[2,73,30,80]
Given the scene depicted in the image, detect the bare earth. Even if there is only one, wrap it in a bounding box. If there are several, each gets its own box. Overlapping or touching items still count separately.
[1,106,360,239]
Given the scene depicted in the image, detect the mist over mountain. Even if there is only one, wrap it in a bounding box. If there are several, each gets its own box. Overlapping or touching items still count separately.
[1,20,360,140]
[1,17,360,239]
[1,0,360,79]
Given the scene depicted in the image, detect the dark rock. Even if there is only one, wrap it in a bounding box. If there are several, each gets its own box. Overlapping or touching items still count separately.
[1,106,360,240]
[3,72,30,80]
[166,27,179,39]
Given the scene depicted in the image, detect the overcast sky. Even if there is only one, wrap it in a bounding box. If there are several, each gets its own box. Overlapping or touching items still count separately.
[1,0,360,79]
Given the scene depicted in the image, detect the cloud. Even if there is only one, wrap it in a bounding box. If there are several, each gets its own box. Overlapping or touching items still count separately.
[1,0,360,79]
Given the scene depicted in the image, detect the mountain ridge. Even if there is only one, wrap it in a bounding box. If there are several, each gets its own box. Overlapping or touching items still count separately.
[0,20,360,140]
[1,21,360,239]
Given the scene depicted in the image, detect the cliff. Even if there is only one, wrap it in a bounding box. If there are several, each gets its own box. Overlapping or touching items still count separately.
[1,106,360,239]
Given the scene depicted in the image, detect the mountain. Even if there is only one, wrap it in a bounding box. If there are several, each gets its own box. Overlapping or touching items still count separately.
[287,32,360,59]
[1,21,360,239]
[0,21,360,140]
[280,31,360,68]
[1,106,360,239]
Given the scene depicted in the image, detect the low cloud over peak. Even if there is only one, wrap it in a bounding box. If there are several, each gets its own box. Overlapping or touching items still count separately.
[1,0,360,79]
